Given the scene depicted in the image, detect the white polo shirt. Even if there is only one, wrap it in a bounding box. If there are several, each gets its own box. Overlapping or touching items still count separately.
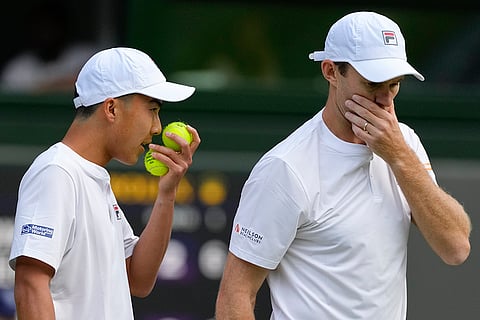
[229,109,435,319]
[9,142,139,319]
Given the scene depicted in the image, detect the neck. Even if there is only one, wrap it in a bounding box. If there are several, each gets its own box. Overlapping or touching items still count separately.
[62,119,110,166]
[322,98,366,145]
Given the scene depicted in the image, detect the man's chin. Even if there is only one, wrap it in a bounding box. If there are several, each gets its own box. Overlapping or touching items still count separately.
[114,156,139,167]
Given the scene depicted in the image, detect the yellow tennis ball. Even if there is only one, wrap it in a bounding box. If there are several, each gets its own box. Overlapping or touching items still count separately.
[162,122,193,152]
[144,149,168,176]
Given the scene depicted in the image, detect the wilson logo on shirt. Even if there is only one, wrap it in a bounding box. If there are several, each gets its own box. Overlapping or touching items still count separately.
[21,224,54,238]
[234,223,264,244]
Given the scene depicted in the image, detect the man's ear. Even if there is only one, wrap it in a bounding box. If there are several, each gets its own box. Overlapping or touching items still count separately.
[321,60,338,86]
[102,98,116,122]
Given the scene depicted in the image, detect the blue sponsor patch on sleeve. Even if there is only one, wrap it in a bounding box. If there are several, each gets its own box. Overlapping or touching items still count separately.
[21,224,54,238]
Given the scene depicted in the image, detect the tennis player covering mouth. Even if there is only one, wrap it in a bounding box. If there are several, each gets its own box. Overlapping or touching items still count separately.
[216,11,471,320]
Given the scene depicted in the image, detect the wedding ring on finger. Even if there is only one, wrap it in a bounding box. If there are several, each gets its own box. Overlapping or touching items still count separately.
[363,122,369,131]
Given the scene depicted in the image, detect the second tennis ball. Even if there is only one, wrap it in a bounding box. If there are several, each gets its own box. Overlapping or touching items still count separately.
[144,149,169,176]
[162,122,192,151]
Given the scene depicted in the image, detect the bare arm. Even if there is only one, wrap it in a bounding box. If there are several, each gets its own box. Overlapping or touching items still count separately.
[345,95,471,265]
[216,252,270,320]
[126,125,200,297]
[14,256,55,320]
[387,145,471,265]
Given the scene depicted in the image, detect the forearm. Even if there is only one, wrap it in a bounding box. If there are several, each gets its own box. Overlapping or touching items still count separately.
[216,253,267,319]
[216,275,257,320]
[16,289,55,320]
[128,127,200,296]
[128,193,175,297]
[390,148,471,265]
[216,295,256,320]
[15,274,55,319]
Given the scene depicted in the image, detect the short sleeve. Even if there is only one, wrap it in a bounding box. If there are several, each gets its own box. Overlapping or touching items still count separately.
[9,165,76,271]
[229,156,307,269]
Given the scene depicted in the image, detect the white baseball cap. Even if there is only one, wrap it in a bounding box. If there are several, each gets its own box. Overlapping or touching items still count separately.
[309,11,424,82]
[73,47,195,108]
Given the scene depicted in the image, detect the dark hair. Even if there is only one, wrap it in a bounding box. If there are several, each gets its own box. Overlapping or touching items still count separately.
[73,94,135,119]
[75,104,100,119]
[334,62,349,76]
[72,84,100,119]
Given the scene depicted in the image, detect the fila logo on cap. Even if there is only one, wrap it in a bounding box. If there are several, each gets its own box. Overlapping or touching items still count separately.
[382,30,398,45]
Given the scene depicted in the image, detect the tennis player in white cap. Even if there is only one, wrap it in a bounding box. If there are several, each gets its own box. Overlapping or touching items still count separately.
[9,47,201,319]
[216,11,471,319]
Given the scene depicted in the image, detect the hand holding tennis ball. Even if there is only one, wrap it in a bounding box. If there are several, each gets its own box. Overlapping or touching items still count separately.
[161,121,193,151]
[144,122,193,176]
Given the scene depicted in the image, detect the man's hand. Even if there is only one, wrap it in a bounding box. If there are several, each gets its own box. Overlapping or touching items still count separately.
[344,94,409,164]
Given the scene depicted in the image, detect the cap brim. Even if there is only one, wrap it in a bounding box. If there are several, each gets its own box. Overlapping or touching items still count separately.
[350,58,425,82]
[140,81,196,102]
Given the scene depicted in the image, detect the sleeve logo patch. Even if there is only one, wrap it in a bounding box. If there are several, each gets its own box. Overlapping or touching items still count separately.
[234,223,264,244]
[21,224,54,238]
